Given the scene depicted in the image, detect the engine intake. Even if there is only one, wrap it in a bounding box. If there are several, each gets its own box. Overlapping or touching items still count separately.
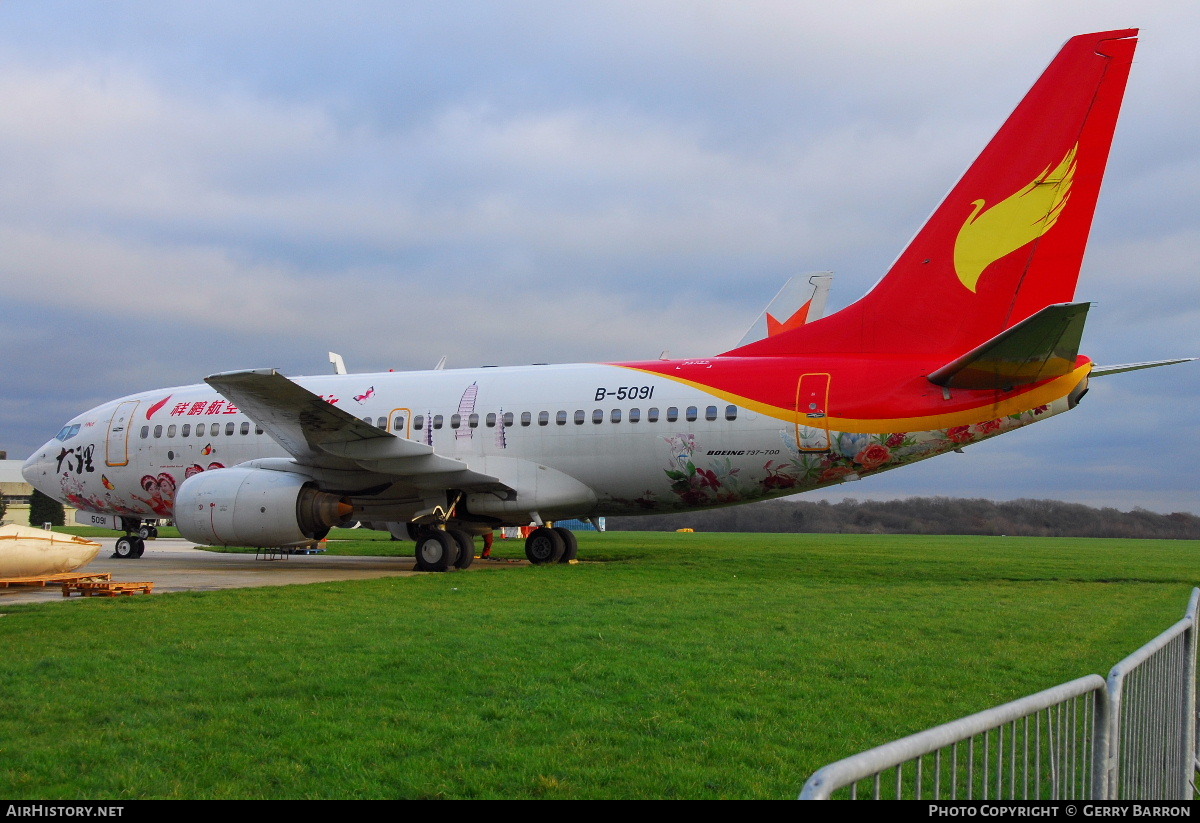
[174,467,351,547]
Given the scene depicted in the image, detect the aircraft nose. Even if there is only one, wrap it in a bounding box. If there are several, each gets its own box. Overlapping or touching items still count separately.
[21,446,52,491]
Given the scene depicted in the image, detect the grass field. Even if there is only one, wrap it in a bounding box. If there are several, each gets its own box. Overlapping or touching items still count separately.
[0,531,1195,799]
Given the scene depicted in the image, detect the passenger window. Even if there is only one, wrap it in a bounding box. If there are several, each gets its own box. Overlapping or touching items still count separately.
[414,415,424,430]
[647,407,659,423]
[240,422,250,435]
[574,410,585,425]
[538,411,549,426]
[521,412,532,427]
[451,414,462,428]
[469,413,479,428]
[140,426,149,439]
[705,406,717,421]
[629,408,640,423]
[686,407,698,422]
[592,409,603,424]
[167,425,177,438]
[726,405,737,421]
[376,417,386,428]
[503,412,514,427]
[153,425,162,438]
[255,426,264,435]
[225,422,235,436]
[210,423,220,436]
[181,424,191,437]
[393,414,406,431]
[610,409,621,423]
[557,411,568,426]
[432,415,443,429]
[486,413,496,427]
[667,407,678,422]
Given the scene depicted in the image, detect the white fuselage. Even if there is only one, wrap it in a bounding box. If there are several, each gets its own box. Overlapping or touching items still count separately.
[22,360,1071,527]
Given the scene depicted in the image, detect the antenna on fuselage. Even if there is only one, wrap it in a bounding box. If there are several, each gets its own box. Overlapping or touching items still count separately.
[329,352,347,375]
[434,356,447,370]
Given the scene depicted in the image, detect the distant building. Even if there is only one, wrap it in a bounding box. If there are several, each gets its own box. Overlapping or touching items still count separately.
[0,459,79,527]
[0,460,32,526]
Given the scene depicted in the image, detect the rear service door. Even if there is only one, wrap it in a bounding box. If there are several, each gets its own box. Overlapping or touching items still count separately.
[795,373,831,452]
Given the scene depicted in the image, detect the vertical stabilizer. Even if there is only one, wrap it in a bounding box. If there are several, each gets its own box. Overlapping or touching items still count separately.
[725,29,1137,359]
[736,272,833,348]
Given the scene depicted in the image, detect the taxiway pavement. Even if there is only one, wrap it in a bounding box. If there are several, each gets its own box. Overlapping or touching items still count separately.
[1,537,515,604]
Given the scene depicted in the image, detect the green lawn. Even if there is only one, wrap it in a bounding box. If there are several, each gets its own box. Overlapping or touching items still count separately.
[0,531,1195,799]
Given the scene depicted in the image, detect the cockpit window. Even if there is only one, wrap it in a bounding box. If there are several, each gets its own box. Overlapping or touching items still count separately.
[55,424,81,442]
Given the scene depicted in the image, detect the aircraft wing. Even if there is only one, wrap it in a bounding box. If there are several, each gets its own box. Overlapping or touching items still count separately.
[205,369,510,493]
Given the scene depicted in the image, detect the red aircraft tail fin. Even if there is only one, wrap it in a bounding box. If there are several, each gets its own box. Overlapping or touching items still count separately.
[725,29,1137,359]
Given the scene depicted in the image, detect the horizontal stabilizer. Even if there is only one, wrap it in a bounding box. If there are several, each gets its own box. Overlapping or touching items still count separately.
[928,303,1090,390]
[1090,358,1197,377]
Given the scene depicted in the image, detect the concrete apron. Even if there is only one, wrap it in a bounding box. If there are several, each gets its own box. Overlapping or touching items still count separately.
[0,537,519,604]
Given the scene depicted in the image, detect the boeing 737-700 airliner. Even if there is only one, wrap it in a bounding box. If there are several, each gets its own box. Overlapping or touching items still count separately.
[21,30,1191,571]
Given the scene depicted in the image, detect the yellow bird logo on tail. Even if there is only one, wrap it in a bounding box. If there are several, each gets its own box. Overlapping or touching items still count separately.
[953,143,1078,292]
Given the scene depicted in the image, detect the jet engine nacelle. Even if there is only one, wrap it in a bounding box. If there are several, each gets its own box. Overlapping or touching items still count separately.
[174,467,351,547]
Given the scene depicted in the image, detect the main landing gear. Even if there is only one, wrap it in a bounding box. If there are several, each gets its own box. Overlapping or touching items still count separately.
[413,527,477,572]
[112,517,147,559]
[410,525,579,571]
[524,526,578,565]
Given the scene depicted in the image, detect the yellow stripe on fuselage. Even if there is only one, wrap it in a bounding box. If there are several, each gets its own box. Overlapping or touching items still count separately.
[617,364,1089,433]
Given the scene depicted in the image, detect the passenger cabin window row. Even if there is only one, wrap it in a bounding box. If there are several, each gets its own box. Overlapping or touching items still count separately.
[140,421,264,439]
[137,405,739,442]
[402,405,738,433]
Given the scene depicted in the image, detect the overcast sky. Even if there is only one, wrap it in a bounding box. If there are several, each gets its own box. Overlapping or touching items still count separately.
[2,1,1197,513]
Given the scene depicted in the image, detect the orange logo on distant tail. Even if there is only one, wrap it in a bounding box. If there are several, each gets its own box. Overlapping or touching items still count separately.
[953,143,1077,292]
[766,298,814,337]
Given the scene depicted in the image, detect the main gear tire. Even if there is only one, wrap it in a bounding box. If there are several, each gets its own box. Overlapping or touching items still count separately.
[525,527,565,564]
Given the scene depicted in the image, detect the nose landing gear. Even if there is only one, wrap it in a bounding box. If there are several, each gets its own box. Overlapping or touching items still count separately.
[112,517,146,559]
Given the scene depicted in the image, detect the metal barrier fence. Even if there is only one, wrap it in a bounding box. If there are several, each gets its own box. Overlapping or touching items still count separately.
[1104,588,1199,800]
[799,588,1199,800]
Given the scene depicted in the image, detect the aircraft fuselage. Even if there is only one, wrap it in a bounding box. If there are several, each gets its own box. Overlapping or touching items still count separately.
[22,356,1087,527]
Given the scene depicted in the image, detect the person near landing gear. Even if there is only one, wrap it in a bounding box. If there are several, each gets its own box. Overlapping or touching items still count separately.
[481,531,494,558]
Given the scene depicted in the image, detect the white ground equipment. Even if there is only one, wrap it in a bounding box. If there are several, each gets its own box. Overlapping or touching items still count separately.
[0,524,102,577]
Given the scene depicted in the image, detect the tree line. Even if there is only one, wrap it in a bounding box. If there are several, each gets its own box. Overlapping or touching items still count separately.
[608,497,1200,540]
